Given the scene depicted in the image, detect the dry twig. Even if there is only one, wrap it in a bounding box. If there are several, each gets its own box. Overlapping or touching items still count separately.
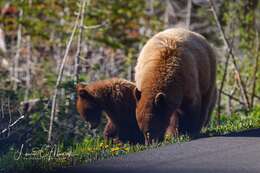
[217,54,231,124]
[220,89,245,106]
[208,0,250,110]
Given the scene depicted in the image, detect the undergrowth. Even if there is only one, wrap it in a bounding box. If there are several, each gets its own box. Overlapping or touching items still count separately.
[1,106,260,173]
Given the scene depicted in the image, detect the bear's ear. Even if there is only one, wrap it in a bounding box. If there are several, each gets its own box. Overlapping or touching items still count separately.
[154,92,166,108]
[134,87,141,101]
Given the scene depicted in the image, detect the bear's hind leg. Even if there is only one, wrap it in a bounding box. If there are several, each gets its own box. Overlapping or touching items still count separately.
[179,97,202,136]
[200,86,217,128]
[205,87,217,126]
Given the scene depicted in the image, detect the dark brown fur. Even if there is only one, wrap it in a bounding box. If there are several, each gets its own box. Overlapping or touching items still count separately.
[76,78,144,144]
[134,28,217,143]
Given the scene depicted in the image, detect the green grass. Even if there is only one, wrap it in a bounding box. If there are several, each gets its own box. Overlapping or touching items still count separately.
[205,106,260,135]
[1,106,260,173]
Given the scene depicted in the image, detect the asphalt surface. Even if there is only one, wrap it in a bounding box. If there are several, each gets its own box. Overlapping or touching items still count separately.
[56,129,260,173]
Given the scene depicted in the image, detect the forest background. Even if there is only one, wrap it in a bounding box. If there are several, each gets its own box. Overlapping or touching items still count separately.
[0,0,259,166]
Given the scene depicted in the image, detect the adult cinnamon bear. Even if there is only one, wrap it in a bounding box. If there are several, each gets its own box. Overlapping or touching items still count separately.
[134,28,217,143]
[76,78,144,144]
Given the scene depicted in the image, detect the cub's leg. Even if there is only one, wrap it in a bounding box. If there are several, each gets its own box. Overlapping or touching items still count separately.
[103,120,118,142]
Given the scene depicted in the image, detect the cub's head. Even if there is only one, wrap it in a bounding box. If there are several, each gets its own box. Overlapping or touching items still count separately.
[134,88,174,144]
[76,83,102,129]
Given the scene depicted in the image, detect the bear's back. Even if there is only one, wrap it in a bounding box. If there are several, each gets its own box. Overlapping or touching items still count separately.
[135,28,216,94]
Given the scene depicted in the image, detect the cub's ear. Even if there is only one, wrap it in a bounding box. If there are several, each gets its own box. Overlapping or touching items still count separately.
[134,87,141,101]
[76,83,87,91]
[78,88,95,101]
[154,92,166,108]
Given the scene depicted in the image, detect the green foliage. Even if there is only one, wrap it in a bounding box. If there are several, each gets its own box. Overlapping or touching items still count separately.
[85,0,146,49]
[221,0,257,51]
[216,0,259,114]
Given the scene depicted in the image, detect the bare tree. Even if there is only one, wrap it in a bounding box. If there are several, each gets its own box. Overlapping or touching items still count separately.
[74,0,87,84]
[48,11,80,144]
[24,0,32,101]
[164,0,175,27]
[24,36,32,101]
[250,30,259,108]
[0,27,6,54]
[13,8,23,90]
[186,0,192,29]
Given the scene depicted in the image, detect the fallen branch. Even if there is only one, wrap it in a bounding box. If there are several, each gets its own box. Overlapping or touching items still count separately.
[0,114,25,135]
[21,98,49,113]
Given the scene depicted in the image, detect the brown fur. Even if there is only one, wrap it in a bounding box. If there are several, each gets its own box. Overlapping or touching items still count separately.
[76,78,144,144]
[134,28,217,143]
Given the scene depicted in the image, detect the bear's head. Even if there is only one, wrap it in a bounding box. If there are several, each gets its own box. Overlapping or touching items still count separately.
[134,88,176,144]
[76,83,102,129]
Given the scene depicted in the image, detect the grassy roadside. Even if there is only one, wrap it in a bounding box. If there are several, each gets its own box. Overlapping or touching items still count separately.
[1,106,260,173]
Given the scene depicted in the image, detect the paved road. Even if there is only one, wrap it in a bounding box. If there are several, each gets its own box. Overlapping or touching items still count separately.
[56,129,260,173]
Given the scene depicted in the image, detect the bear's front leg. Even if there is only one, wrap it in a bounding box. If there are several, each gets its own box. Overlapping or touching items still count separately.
[165,111,181,138]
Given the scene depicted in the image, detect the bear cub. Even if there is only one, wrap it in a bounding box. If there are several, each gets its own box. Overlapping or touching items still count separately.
[76,78,144,144]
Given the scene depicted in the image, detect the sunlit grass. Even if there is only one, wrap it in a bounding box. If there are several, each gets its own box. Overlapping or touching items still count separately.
[205,106,260,136]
